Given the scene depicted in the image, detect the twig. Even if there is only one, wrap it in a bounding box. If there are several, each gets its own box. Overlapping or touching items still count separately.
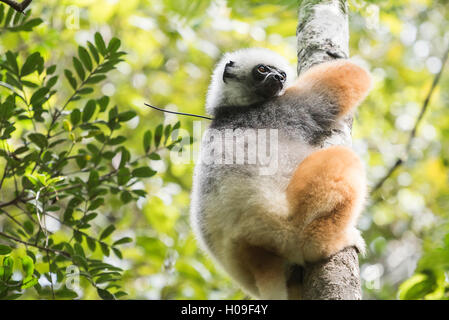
[0,169,119,209]
[0,208,25,228]
[0,231,71,258]
[0,0,32,13]
[144,103,213,120]
[0,193,23,209]
[371,43,449,193]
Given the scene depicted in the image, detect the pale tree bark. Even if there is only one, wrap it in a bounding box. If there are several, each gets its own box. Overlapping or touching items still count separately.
[296,0,362,300]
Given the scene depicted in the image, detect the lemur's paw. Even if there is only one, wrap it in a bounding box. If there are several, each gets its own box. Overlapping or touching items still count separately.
[301,240,340,263]
[301,230,365,263]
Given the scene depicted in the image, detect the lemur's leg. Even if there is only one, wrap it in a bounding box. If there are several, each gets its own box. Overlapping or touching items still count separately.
[237,244,288,300]
[286,146,366,262]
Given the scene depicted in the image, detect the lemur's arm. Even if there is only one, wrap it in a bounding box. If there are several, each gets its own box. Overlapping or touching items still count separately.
[284,60,372,119]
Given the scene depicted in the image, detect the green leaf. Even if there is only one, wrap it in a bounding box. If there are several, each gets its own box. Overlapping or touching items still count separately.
[87,170,100,188]
[118,111,137,122]
[108,136,126,145]
[99,242,110,256]
[82,100,96,122]
[21,256,34,278]
[12,10,21,25]
[87,41,100,63]
[86,237,96,252]
[88,198,104,211]
[70,109,81,125]
[21,18,43,31]
[72,255,88,270]
[132,189,147,197]
[0,5,4,24]
[72,57,85,80]
[112,247,123,259]
[143,130,152,153]
[30,87,49,105]
[117,168,130,186]
[56,288,78,299]
[46,75,58,88]
[97,96,109,112]
[21,52,41,77]
[149,153,161,160]
[132,167,156,178]
[78,46,92,71]
[100,225,115,240]
[28,133,48,149]
[64,69,77,90]
[2,256,13,279]
[120,191,132,204]
[86,75,106,84]
[398,273,435,300]
[77,87,94,95]
[154,124,163,147]
[5,51,18,75]
[84,213,98,222]
[23,221,34,234]
[21,277,38,289]
[97,288,114,300]
[94,32,107,56]
[73,230,83,243]
[164,124,172,141]
[113,237,133,246]
[3,6,14,27]
[47,65,57,75]
[74,243,85,258]
[0,245,12,255]
[107,37,121,53]
[115,291,128,298]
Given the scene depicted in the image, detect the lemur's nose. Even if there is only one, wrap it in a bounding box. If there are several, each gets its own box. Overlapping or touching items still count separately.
[273,73,285,82]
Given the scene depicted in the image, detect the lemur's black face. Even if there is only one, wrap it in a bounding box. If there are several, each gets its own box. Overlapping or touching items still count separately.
[251,64,286,99]
[223,60,287,100]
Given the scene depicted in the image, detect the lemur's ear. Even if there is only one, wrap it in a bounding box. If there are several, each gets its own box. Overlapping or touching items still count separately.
[223,61,235,83]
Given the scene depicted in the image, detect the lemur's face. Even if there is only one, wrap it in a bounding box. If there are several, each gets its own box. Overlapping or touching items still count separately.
[223,60,287,100]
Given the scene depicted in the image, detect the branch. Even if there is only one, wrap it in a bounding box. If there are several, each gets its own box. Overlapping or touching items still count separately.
[0,0,32,13]
[371,43,449,193]
[0,170,118,209]
[302,247,362,299]
[295,0,362,300]
[0,231,71,258]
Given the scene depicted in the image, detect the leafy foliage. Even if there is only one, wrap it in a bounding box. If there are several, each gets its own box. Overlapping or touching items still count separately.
[0,4,42,34]
[0,16,183,299]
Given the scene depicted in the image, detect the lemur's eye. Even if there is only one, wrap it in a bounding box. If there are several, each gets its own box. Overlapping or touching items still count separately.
[280,71,286,78]
[258,65,267,73]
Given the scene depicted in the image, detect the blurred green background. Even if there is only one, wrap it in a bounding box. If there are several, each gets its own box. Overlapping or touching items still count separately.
[1,0,449,299]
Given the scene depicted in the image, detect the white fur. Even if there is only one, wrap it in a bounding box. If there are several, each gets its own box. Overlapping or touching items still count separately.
[206,48,295,115]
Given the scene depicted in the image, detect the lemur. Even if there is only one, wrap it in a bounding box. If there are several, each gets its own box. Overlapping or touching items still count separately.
[190,48,372,299]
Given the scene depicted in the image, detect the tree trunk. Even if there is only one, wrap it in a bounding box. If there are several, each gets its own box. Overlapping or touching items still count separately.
[296,0,362,300]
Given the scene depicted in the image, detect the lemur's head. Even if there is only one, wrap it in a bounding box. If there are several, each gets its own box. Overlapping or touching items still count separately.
[206,48,294,115]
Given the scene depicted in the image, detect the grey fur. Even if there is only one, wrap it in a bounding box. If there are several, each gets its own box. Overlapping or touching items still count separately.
[211,90,339,146]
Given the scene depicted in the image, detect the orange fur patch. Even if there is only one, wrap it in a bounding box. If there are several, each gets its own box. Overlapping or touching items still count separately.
[286,146,366,262]
[286,60,372,117]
